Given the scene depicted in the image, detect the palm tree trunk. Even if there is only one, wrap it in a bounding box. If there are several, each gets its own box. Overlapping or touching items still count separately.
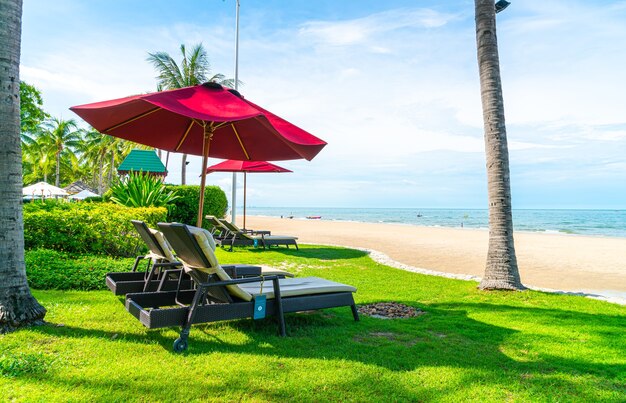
[98,152,105,194]
[181,153,187,185]
[109,149,115,185]
[55,149,61,186]
[474,0,524,290]
[0,0,46,333]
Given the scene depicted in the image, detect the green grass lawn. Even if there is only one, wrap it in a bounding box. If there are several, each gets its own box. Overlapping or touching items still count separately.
[2,245,625,402]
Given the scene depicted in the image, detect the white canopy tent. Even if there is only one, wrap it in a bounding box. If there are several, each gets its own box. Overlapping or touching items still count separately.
[22,182,69,198]
[68,189,100,200]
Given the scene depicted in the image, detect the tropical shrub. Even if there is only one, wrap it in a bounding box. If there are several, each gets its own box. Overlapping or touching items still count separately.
[83,196,104,203]
[165,185,228,227]
[23,202,167,257]
[23,199,73,212]
[110,171,178,207]
[25,249,133,290]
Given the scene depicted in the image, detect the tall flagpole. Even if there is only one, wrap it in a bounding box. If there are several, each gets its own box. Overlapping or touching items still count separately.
[230,0,240,224]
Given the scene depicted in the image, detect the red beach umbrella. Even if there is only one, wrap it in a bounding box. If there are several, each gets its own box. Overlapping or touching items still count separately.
[206,160,292,229]
[70,83,326,226]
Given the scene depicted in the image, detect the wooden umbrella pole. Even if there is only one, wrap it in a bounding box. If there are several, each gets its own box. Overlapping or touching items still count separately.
[196,124,213,227]
[243,172,247,229]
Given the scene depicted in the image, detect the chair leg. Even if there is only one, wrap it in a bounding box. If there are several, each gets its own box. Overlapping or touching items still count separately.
[174,270,187,306]
[351,304,360,321]
[175,286,206,352]
[272,277,286,336]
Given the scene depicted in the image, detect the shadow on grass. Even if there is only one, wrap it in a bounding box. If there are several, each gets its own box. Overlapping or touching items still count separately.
[27,303,515,367]
[26,322,173,349]
[18,304,510,400]
[11,358,427,402]
[24,298,625,401]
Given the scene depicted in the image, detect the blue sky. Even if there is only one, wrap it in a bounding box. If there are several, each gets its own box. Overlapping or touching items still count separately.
[21,0,626,209]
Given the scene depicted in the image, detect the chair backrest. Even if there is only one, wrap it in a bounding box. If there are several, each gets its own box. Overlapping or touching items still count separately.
[158,222,253,302]
[218,218,240,233]
[205,215,231,236]
[157,223,211,268]
[131,220,175,261]
[218,218,254,240]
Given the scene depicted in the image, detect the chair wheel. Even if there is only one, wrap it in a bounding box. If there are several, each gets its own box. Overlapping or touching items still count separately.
[173,337,188,352]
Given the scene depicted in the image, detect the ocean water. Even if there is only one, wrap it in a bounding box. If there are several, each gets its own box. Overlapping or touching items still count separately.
[241,207,626,238]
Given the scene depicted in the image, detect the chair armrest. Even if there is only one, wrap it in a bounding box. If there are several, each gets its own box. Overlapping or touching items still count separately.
[248,230,271,236]
[222,266,237,278]
[222,265,263,277]
[197,275,280,288]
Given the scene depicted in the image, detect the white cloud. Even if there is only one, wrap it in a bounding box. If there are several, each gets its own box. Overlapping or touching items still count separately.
[298,8,456,47]
[18,0,626,208]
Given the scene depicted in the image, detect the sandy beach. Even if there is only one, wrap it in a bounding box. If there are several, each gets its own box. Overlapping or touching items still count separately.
[243,216,626,301]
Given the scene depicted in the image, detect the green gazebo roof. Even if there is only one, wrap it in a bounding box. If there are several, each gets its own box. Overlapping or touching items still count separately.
[117,149,167,176]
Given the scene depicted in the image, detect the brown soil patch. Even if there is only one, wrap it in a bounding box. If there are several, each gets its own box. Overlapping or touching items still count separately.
[357,302,425,319]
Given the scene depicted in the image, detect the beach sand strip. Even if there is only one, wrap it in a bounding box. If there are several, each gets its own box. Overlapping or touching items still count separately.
[244,216,626,305]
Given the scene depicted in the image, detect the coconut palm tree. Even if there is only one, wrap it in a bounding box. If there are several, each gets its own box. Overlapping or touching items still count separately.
[39,117,81,187]
[60,149,86,187]
[147,43,236,184]
[79,130,147,193]
[474,0,524,290]
[81,130,113,194]
[22,137,54,184]
[20,81,48,145]
[0,0,46,333]
[106,138,149,187]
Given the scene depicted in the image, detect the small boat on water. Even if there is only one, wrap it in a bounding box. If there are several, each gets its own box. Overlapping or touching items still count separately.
[306,216,322,220]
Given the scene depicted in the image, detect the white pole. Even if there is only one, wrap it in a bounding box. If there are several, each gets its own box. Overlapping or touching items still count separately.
[230,0,240,224]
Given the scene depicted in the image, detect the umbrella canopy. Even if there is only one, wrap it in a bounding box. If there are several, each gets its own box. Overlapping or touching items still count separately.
[206,160,292,174]
[68,189,100,200]
[70,82,326,226]
[22,182,69,197]
[206,160,292,229]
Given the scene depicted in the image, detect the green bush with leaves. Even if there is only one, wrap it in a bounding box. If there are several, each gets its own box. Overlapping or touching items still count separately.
[23,202,167,257]
[25,249,134,290]
[165,184,228,227]
[110,171,178,207]
[83,196,104,203]
[23,199,73,212]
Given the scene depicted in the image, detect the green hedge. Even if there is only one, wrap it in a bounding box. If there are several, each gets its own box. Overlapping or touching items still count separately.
[25,249,134,290]
[165,185,228,228]
[23,202,167,257]
[23,199,74,212]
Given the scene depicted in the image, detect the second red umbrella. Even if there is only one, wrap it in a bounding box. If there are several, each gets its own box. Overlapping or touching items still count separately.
[206,160,292,229]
